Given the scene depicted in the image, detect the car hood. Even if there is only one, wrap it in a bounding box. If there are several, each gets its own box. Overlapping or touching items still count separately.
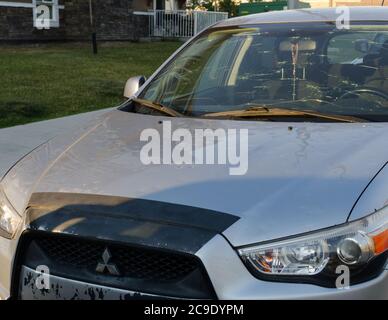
[2,110,388,247]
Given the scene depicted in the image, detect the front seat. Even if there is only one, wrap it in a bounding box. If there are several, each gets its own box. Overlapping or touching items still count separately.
[363,40,388,93]
[266,49,322,101]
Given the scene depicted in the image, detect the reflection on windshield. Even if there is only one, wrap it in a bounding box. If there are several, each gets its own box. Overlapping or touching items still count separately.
[140,22,388,121]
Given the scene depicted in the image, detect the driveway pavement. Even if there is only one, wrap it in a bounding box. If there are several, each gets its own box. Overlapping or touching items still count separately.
[0,109,112,178]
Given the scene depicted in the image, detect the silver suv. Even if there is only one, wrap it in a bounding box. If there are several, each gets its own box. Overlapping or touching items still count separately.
[0,7,387,299]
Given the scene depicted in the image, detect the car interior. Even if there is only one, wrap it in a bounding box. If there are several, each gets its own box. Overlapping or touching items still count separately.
[222,32,388,107]
[140,25,388,120]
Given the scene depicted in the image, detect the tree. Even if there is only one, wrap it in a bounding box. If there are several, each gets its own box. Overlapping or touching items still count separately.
[186,0,215,11]
[218,0,240,17]
[186,0,240,16]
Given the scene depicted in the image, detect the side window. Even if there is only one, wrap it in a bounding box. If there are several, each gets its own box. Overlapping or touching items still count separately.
[368,33,388,55]
[198,35,246,89]
[327,33,376,64]
[238,38,277,75]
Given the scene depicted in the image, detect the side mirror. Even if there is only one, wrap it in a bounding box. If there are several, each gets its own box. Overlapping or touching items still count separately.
[354,39,370,54]
[123,76,147,98]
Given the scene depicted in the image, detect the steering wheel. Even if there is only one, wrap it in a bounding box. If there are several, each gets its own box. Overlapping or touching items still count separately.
[335,88,388,110]
[337,88,388,101]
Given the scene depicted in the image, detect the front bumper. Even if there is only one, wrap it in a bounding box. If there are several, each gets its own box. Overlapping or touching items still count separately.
[20,266,175,300]
[5,234,387,300]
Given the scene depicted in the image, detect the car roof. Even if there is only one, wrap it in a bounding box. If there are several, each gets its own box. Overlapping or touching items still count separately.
[214,6,388,28]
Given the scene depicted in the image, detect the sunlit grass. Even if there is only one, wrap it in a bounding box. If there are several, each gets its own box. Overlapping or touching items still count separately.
[0,41,182,128]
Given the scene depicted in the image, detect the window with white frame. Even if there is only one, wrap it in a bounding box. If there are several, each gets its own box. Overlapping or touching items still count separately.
[33,0,60,29]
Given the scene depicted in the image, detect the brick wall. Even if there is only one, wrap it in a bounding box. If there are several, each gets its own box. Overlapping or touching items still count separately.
[0,6,65,40]
[0,0,149,42]
[93,0,149,41]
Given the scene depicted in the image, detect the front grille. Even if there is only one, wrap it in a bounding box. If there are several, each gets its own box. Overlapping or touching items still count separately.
[16,232,216,299]
[35,236,198,281]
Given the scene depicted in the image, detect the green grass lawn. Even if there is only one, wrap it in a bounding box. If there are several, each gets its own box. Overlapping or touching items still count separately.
[0,41,182,128]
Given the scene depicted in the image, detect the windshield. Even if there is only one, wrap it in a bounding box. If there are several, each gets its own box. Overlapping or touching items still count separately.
[139,22,388,122]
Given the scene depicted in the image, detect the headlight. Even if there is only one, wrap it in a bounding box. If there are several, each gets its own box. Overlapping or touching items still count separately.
[238,206,388,287]
[0,187,21,239]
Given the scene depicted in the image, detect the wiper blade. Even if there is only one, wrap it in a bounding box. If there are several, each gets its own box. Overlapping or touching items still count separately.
[203,105,367,123]
[132,98,184,117]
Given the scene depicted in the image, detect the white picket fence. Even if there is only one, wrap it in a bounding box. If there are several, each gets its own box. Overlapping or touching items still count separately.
[148,10,228,38]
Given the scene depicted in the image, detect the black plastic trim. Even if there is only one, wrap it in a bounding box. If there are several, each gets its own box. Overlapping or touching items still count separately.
[17,231,217,299]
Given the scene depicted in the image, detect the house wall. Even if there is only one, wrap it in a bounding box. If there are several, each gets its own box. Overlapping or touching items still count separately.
[132,0,153,11]
[0,0,149,42]
[0,1,66,40]
[93,0,148,41]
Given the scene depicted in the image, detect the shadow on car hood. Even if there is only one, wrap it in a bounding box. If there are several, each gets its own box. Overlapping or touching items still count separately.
[2,110,388,246]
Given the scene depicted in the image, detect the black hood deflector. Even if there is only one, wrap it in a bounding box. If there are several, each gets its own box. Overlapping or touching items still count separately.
[26,193,240,254]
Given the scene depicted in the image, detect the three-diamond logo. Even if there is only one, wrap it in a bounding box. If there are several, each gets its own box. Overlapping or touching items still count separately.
[96,248,120,276]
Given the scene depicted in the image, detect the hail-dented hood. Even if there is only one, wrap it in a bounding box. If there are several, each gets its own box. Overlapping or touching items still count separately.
[1,109,388,247]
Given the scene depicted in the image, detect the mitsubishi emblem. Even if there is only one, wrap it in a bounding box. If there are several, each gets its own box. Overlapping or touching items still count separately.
[96,248,120,276]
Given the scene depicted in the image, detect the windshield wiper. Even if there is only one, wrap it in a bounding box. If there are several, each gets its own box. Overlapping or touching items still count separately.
[132,98,184,117]
[203,105,368,123]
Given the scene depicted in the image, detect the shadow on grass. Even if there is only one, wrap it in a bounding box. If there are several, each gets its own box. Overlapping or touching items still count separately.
[0,101,48,128]
[86,79,125,98]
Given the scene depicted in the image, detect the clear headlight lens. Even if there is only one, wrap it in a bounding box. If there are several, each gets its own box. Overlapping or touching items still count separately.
[238,206,388,286]
[248,240,330,275]
[0,187,21,239]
